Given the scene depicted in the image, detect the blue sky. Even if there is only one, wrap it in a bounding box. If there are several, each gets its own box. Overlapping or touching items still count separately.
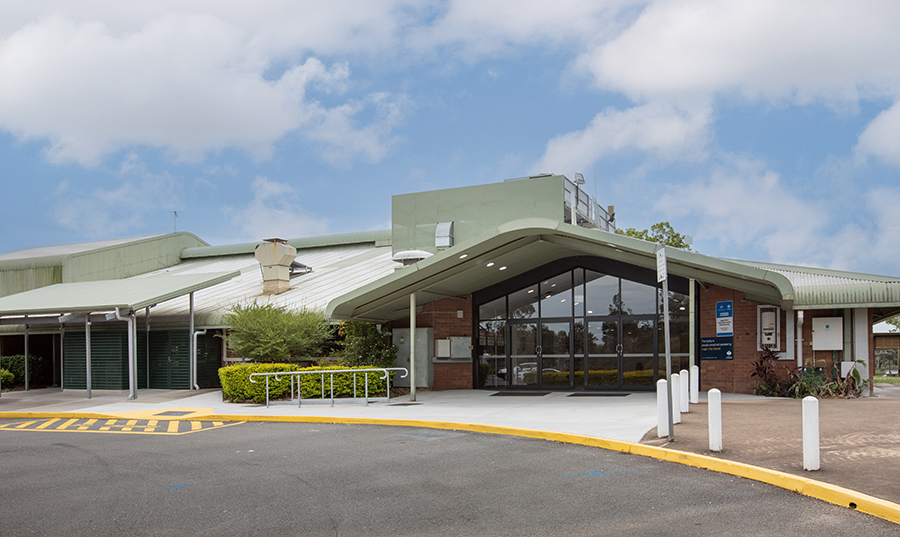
[2,1,900,276]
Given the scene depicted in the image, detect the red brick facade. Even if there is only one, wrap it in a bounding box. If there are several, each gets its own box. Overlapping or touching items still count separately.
[391,295,474,390]
[699,285,875,394]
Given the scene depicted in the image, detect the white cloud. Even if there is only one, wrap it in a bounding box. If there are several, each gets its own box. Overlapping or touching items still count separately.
[531,101,710,174]
[0,12,408,166]
[53,156,182,236]
[651,158,900,273]
[226,176,329,241]
[581,0,900,103]
[855,101,900,166]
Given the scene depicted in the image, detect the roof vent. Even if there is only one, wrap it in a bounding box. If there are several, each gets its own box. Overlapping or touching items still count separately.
[255,238,297,295]
[392,250,433,267]
[436,221,454,249]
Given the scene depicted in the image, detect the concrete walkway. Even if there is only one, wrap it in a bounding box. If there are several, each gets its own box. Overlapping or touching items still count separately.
[0,388,658,442]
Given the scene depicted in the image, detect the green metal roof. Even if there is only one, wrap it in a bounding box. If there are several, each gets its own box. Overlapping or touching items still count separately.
[326,218,801,321]
[180,230,391,259]
[0,271,240,317]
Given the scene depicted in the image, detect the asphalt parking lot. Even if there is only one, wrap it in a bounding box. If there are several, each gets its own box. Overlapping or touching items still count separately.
[0,421,895,536]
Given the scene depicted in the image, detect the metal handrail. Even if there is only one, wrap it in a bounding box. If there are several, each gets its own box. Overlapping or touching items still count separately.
[249,367,409,408]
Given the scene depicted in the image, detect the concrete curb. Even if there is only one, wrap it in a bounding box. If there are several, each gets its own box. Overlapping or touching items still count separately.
[3,410,898,525]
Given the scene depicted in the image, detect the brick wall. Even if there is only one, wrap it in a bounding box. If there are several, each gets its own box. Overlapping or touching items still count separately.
[698,285,805,394]
[391,295,474,390]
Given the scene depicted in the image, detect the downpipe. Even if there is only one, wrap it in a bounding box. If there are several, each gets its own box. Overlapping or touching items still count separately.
[114,307,137,400]
[192,329,207,390]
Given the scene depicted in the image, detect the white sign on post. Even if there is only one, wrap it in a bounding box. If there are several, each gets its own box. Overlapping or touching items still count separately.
[657,248,667,283]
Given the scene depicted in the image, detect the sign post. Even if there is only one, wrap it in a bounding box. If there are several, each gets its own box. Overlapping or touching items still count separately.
[657,246,674,441]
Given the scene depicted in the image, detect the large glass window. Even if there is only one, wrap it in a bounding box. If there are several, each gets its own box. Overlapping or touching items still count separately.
[540,273,573,318]
[508,285,539,319]
[585,271,619,315]
[474,266,689,391]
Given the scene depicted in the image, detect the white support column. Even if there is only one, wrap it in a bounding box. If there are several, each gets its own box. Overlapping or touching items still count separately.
[85,315,92,400]
[656,379,669,438]
[24,320,29,391]
[708,388,722,452]
[189,292,195,390]
[410,292,416,402]
[796,311,804,368]
[802,396,820,471]
[785,307,795,363]
[853,308,872,396]
[690,364,699,404]
[679,369,690,412]
[670,373,681,424]
[689,278,696,369]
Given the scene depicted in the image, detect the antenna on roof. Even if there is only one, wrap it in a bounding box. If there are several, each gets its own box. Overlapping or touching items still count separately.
[574,172,585,185]
[173,210,178,233]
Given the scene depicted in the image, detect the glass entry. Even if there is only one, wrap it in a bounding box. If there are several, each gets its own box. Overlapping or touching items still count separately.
[586,316,656,389]
[509,322,537,386]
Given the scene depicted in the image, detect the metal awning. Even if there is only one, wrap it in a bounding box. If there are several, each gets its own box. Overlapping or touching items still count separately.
[0,272,240,317]
[326,218,797,321]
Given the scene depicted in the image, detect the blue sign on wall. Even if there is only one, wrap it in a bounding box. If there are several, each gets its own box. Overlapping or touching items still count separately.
[701,337,734,360]
[716,300,734,337]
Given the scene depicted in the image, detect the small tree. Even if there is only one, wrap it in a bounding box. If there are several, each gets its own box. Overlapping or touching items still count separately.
[223,302,331,362]
[338,321,398,369]
[616,221,691,250]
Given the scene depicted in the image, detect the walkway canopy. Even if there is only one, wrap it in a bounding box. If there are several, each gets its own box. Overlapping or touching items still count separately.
[326,218,900,322]
[0,271,240,399]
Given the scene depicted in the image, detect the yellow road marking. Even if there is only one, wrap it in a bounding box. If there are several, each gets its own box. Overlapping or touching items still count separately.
[78,418,98,430]
[56,418,79,430]
[167,421,179,433]
[122,419,138,432]
[15,420,39,429]
[190,421,201,431]
[36,418,60,430]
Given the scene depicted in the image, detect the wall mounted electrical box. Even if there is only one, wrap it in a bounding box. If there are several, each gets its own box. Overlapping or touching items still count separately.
[812,317,843,351]
[757,305,780,351]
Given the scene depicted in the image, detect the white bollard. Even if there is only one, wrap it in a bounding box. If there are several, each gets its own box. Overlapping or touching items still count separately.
[656,379,669,438]
[671,373,681,424]
[679,368,690,413]
[690,365,699,404]
[802,396,820,471]
[708,388,722,452]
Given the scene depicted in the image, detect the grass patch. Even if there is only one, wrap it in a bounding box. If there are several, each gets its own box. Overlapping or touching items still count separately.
[874,375,900,384]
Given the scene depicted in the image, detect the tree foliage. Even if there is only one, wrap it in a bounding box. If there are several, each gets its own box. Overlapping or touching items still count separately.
[886,316,900,333]
[223,302,332,362]
[338,321,398,369]
[616,221,691,250]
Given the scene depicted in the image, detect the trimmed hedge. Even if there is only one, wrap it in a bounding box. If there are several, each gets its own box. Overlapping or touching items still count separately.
[523,368,655,387]
[0,355,48,386]
[0,368,13,387]
[219,363,391,403]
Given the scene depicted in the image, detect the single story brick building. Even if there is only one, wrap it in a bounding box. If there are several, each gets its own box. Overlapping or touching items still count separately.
[2,175,899,398]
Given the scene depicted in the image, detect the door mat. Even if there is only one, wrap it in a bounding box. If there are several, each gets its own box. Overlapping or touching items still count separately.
[490,391,550,396]
[567,392,631,397]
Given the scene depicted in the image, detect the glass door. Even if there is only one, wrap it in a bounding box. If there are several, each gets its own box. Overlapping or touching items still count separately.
[621,316,656,387]
[540,321,572,388]
[508,321,538,386]
[586,317,619,388]
[585,315,657,389]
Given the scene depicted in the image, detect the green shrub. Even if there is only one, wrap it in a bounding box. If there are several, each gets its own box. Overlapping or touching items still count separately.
[0,368,13,387]
[0,355,48,386]
[338,322,398,368]
[219,363,390,403]
[223,302,332,362]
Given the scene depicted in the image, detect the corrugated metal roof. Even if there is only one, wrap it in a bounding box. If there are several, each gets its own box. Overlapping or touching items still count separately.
[734,260,900,309]
[134,242,396,326]
[0,236,158,261]
[0,272,240,316]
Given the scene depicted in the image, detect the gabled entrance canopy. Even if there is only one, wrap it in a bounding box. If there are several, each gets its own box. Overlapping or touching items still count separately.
[326,218,796,321]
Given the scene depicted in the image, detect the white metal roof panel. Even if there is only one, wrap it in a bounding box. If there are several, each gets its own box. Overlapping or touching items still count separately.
[0,272,240,316]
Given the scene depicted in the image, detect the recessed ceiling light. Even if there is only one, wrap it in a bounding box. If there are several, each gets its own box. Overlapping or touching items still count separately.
[499,266,507,270]
[588,310,593,314]
[527,289,534,293]
[560,299,566,302]
[459,254,468,259]
[486,262,494,267]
